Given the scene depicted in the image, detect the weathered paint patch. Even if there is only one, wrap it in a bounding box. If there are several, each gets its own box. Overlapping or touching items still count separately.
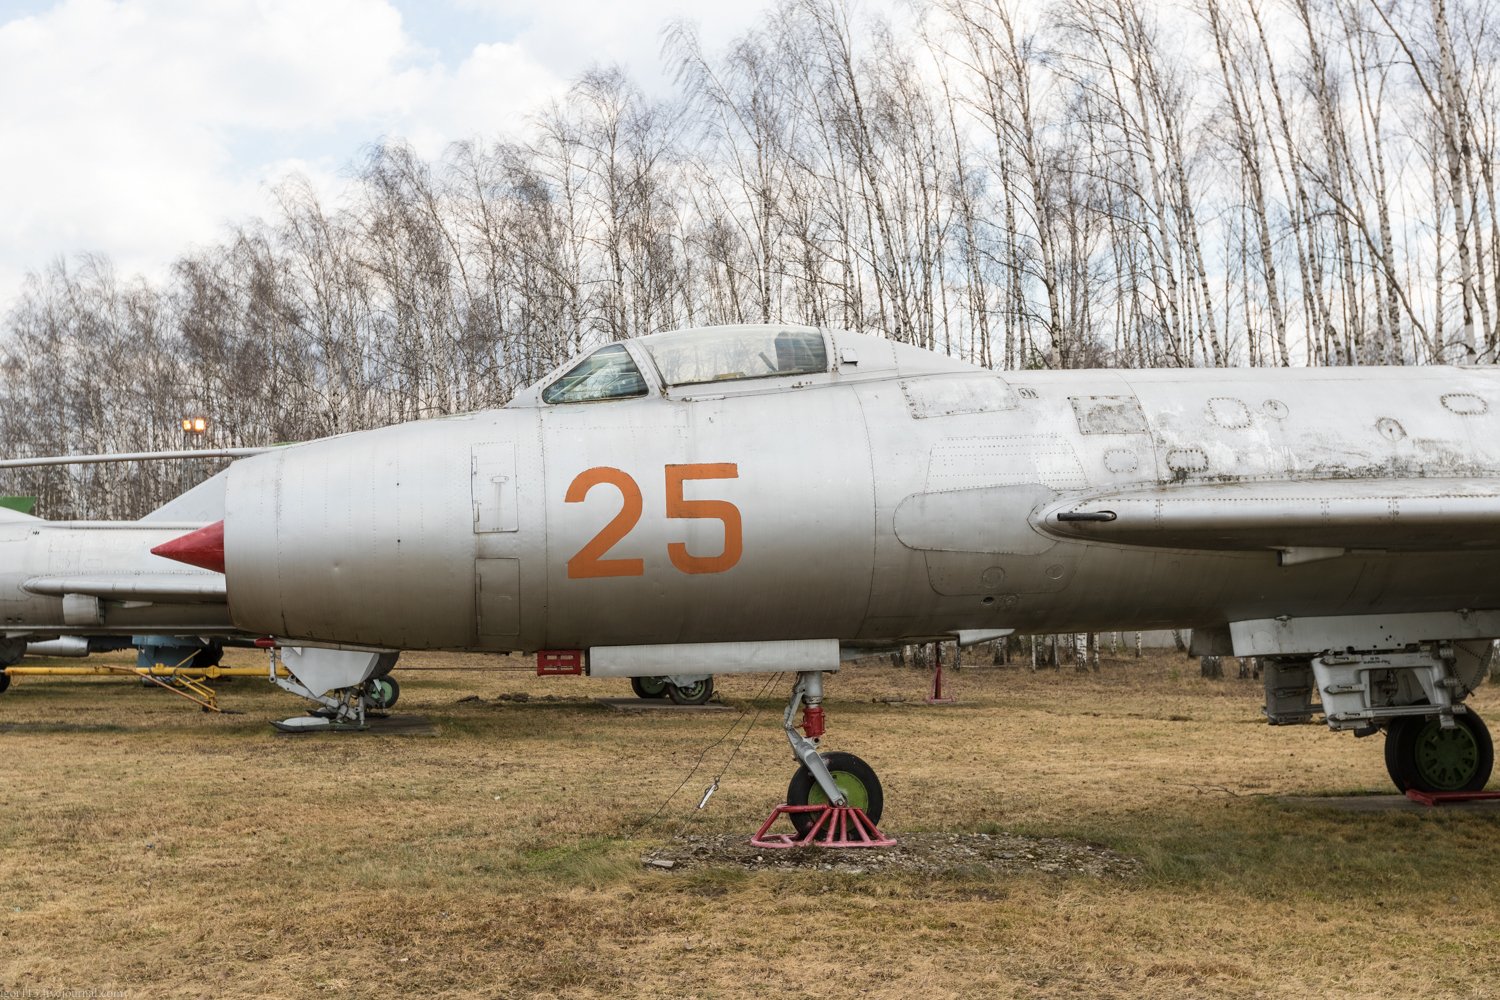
[1070,396,1149,435]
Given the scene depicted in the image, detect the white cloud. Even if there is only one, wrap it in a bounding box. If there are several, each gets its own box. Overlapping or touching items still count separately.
[0,0,564,309]
[400,38,564,158]
[455,0,777,92]
[0,0,811,311]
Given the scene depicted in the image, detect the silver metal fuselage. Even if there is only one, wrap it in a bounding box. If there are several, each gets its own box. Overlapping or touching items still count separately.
[0,521,230,636]
[211,331,1500,652]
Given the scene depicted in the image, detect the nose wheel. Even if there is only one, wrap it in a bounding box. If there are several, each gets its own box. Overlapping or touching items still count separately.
[786,750,883,836]
[750,671,893,848]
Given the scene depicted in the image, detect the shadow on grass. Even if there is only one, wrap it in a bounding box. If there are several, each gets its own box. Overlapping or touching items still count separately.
[1015,795,1500,898]
[0,721,133,734]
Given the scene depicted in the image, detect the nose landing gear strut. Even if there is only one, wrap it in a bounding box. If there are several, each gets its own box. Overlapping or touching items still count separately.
[750,671,894,848]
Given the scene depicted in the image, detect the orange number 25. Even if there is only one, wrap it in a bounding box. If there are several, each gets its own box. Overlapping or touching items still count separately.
[565,464,742,579]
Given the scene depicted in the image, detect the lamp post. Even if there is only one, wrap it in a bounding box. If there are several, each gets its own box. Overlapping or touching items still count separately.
[178,417,208,498]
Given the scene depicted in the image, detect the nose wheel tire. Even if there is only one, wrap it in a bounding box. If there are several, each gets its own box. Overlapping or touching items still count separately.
[666,678,714,705]
[786,751,883,837]
[1385,711,1493,793]
[631,676,670,699]
[365,677,401,710]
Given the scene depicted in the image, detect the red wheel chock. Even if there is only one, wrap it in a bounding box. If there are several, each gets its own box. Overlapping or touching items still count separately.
[1405,789,1500,807]
[749,804,896,849]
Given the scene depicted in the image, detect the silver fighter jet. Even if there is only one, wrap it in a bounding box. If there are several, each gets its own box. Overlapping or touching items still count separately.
[126,322,1500,815]
[0,469,400,718]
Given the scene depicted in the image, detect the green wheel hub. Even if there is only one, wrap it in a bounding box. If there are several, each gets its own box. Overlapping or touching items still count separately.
[367,677,399,709]
[807,769,871,812]
[1413,719,1482,792]
[638,676,668,697]
[666,677,714,705]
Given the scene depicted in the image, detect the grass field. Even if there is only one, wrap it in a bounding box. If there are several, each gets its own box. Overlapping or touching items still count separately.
[1,649,1497,999]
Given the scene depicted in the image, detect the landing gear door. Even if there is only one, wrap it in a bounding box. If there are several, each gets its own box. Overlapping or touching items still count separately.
[472,443,518,533]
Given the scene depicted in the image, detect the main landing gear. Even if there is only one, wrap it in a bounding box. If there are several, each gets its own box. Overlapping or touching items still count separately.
[1384,711,1494,794]
[267,647,401,733]
[750,671,893,848]
[365,676,401,710]
[630,674,715,705]
[1262,636,1496,797]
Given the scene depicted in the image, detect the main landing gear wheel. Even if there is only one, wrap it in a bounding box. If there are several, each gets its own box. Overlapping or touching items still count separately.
[631,676,669,699]
[667,677,714,705]
[191,642,224,670]
[786,750,883,837]
[1383,718,1415,792]
[365,677,401,710]
[0,670,9,695]
[1385,712,1494,793]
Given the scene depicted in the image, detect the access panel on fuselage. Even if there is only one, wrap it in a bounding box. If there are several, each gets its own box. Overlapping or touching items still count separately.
[537,388,876,647]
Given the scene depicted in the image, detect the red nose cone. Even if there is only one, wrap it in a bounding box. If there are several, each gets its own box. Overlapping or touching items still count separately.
[151,520,226,574]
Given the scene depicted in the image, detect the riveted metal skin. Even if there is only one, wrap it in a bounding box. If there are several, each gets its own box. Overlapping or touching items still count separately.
[0,511,232,637]
[198,325,1500,656]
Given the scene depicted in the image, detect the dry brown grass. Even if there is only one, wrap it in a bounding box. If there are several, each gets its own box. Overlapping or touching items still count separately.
[1,648,1498,998]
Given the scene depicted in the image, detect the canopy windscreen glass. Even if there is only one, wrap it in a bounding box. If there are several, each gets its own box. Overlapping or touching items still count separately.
[645,328,829,387]
[542,344,648,403]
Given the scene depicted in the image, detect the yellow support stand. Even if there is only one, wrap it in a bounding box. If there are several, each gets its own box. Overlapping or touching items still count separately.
[3,659,291,713]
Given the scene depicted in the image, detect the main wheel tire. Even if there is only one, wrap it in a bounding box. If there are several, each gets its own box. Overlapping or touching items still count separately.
[631,676,669,699]
[366,676,400,710]
[786,751,884,837]
[0,670,9,695]
[666,678,714,705]
[1391,711,1493,793]
[190,642,224,670]
[1384,718,1415,792]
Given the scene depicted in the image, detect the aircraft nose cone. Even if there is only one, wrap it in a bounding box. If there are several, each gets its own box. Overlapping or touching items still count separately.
[151,520,226,573]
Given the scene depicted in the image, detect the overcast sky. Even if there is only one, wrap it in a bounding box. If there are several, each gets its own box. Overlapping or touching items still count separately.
[0,0,814,312]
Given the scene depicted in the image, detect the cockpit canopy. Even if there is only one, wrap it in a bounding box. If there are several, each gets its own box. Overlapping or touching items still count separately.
[536,325,832,405]
[644,326,828,386]
[510,323,980,409]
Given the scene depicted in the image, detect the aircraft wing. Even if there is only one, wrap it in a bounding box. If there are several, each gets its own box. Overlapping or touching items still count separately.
[21,574,227,603]
[0,447,269,469]
[1039,478,1500,556]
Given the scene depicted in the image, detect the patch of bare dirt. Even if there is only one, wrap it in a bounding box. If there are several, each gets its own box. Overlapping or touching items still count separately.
[642,830,1141,878]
